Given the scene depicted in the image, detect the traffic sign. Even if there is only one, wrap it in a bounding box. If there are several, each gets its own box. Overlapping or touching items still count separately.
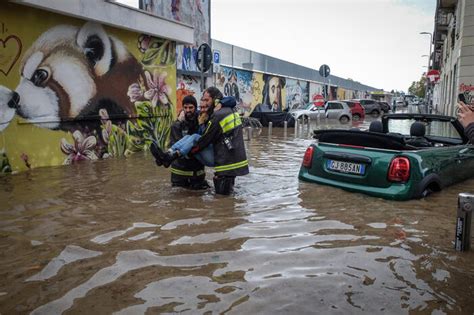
[197,43,212,72]
[427,69,440,83]
[213,50,221,64]
[312,94,325,106]
[319,64,330,78]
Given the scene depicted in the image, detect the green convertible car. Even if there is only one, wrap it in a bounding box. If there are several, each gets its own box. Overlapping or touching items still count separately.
[299,114,474,200]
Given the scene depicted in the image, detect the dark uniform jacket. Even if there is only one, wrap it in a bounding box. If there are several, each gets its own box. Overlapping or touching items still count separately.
[194,106,249,177]
[465,122,474,144]
[169,117,205,182]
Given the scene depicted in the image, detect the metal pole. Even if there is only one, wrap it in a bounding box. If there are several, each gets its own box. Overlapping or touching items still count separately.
[421,32,432,105]
[307,117,311,137]
[268,121,273,136]
[200,46,205,91]
[455,193,473,251]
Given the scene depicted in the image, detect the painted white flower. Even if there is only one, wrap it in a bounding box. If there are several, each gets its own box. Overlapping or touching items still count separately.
[61,130,98,165]
[144,70,172,106]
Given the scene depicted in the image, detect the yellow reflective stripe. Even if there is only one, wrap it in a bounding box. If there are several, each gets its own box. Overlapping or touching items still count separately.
[215,160,248,172]
[171,168,205,177]
[219,113,242,134]
[170,168,194,176]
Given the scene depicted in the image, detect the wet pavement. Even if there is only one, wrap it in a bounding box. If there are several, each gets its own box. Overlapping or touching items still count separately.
[1,107,473,314]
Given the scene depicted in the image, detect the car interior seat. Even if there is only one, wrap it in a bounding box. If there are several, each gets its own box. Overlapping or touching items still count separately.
[406,122,432,147]
[368,121,383,133]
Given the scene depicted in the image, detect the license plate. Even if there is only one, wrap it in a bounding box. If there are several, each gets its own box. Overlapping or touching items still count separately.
[326,159,365,175]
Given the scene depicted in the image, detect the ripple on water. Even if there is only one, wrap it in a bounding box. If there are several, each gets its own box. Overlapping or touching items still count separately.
[1,126,474,314]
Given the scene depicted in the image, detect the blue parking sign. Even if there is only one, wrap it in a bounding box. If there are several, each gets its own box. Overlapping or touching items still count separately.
[213,50,220,64]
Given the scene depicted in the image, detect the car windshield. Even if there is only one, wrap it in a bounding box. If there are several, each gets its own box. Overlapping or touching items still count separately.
[387,118,462,139]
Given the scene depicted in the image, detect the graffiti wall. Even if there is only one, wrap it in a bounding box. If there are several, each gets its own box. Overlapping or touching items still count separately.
[0,3,176,173]
[286,79,309,110]
[309,82,325,102]
[215,66,256,115]
[176,75,202,113]
[141,0,210,73]
[337,88,346,101]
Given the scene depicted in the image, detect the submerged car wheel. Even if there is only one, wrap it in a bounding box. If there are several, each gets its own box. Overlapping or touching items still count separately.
[352,114,361,121]
[339,115,350,124]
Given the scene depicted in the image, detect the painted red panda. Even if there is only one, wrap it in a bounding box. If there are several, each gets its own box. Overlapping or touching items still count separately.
[14,22,144,130]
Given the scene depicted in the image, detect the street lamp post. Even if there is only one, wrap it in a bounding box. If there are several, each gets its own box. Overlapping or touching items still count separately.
[420,32,433,105]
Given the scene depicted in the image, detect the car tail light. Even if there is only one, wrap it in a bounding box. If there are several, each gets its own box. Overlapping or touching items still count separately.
[388,157,410,182]
[302,146,314,168]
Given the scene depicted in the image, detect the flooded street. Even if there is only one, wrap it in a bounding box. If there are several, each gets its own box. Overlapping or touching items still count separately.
[1,111,474,314]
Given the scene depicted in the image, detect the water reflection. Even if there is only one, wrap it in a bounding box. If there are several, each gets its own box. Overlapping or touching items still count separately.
[0,114,473,314]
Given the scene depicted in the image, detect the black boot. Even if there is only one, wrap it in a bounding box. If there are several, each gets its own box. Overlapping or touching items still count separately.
[150,142,163,166]
[150,143,178,168]
[213,176,235,195]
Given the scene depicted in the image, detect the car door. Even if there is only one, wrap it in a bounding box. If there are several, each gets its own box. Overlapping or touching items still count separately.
[309,105,322,120]
[325,102,343,119]
[454,145,474,181]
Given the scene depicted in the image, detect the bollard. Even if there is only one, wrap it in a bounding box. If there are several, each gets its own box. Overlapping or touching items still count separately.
[284,120,288,133]
[294,119,298,137]
[249,126,253,140]
[268,121,273,136]
[246,127,251,141]
[307,117,312,138]
[454,193,473,252]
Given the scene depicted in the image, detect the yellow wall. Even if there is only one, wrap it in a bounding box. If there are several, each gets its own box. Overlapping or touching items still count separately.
[0,3,176,173]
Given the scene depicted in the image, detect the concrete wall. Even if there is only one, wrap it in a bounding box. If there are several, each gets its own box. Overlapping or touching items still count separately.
[433,0,474,116]
[0,2,179,173]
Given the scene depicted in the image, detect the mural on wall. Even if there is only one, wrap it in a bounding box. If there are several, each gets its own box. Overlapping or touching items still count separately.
[286,79,309,110]
[309,82,325,102]
[459,83,474,105]
[215,66,255,115]
[176,75,202,112]
[141,0,210,73]
[254,74,286,112]
[0,3,176,173]
[337,88,346,101]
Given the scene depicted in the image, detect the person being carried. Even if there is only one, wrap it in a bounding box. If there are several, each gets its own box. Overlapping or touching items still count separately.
[152,95,209,189]
[153,88,249,195]
[152,95,237,168]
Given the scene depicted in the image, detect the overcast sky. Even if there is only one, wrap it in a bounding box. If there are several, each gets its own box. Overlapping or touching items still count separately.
[117,0,436,92]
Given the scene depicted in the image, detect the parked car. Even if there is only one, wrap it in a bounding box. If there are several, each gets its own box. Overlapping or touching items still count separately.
[343,100,365,121]
[351,99,381,117]
[290,101,352,124]
[299,113,474,200]
[396,100,406,107]
[377,101,391,113]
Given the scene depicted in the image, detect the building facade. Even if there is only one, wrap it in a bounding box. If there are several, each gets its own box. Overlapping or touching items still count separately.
[432,0,474,115]
[1,0,380,174]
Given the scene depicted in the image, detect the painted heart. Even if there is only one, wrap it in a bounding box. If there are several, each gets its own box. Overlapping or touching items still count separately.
[0,35,22,76]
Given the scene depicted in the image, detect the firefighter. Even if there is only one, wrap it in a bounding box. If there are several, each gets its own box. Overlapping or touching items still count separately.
[191,90,249,195]
[154,95,209,189]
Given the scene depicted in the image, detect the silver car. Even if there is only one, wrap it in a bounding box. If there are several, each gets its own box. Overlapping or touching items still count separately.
[290,101,352,124]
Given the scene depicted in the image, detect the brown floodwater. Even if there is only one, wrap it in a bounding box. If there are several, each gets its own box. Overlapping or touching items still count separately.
[1,111,473,314]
